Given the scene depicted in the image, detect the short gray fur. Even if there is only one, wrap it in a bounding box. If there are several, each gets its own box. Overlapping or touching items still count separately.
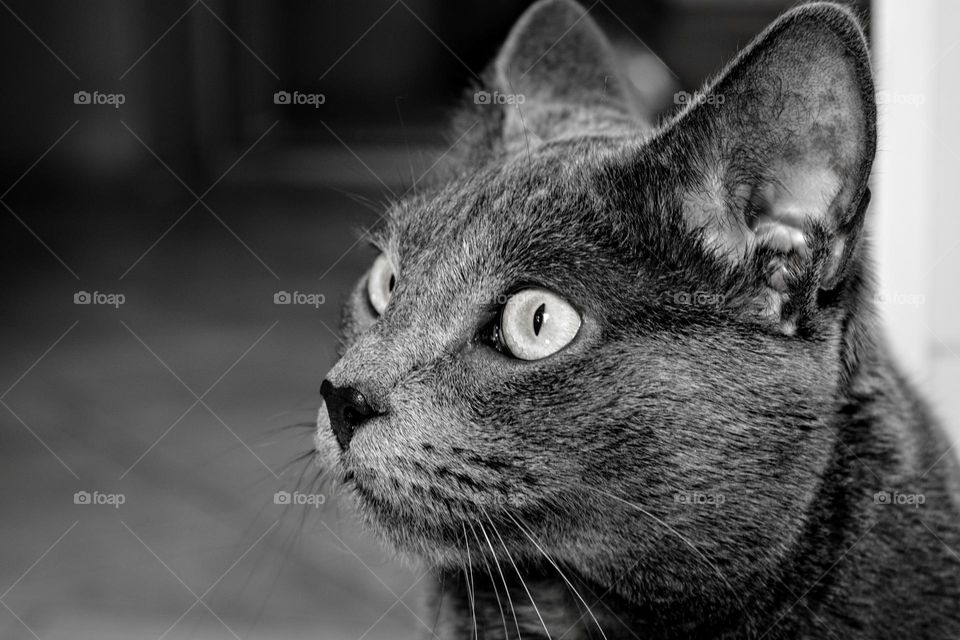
[317,1,960,637]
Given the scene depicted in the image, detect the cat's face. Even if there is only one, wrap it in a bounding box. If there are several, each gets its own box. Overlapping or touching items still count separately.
[317,0,876,600]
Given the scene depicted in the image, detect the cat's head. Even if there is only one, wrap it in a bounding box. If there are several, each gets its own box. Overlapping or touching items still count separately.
[317,0,875,606]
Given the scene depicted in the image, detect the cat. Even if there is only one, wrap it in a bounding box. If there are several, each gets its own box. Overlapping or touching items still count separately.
[312,1,960,637]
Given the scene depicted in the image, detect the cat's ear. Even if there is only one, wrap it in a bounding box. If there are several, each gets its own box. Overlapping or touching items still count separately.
[488,0,648,149]
[657,3,876,327]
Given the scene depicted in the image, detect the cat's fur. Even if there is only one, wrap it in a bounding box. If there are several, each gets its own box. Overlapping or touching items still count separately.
[315,1,960,637]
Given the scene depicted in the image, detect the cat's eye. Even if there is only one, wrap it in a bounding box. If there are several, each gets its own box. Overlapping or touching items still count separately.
[498,288,581,360]
[367,253,395,315]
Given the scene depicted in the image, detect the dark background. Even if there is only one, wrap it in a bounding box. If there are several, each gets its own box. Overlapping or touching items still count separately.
[0,1,866,638]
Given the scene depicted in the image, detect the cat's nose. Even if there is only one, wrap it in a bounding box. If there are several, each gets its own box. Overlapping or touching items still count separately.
[320,379,380,450]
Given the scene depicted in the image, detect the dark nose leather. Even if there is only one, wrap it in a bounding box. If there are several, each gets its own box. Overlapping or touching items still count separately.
[320,379,379,450]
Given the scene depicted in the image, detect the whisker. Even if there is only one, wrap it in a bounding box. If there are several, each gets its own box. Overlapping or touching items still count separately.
[268,421,319,434]
[481,505,552,639]
[330,186,386,216]
[394,96,418,196]
[467,519,510,640]
[245,521,301,634]
[431,568,447,636]
[477,514,522,639]
[276,450,317,478]
[504,510,607,640]
[462,521,479,640]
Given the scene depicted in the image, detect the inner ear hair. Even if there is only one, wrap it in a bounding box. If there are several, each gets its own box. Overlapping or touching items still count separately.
[665,3,876,332]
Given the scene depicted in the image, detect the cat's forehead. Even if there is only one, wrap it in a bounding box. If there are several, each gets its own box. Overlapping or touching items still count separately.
[382,141,620,256]
[368,142,642,323]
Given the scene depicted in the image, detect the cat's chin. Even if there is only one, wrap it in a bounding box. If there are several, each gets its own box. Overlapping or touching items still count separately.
[344,493,472,568]
[336,467,492,568]
[368,521,477,569]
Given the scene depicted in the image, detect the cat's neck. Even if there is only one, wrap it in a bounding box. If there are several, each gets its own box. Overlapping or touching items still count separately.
[428,564,641,640]
[427,561,781,639]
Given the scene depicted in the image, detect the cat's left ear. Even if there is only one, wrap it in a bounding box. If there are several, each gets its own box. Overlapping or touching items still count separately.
[655,3,876,325]
[488,0,649,150]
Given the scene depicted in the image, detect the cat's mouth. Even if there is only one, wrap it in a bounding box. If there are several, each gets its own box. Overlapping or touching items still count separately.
[315,407,499,562]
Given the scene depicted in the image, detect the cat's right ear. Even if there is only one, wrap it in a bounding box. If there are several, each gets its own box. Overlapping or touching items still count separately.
[646,3,876,330]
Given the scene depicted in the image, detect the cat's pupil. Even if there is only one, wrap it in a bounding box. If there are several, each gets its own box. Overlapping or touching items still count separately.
[388,274,395,291]
[533,303,546,336]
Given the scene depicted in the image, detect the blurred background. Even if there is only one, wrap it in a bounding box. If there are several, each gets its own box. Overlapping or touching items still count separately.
[1,1,957,638]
